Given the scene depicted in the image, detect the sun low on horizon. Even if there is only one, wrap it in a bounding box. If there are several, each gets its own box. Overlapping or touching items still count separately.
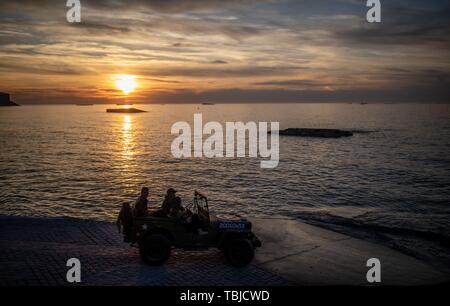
[0,1,448,104]
[114,75,137,95]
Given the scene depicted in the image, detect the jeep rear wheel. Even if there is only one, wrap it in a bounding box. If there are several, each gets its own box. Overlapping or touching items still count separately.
[140,234,171,265]
[224,238,254,267]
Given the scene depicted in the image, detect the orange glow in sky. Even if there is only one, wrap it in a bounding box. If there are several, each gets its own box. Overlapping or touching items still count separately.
[1,2,448,104]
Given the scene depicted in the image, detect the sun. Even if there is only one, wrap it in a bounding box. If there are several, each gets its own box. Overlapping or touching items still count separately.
[114,74,137,95]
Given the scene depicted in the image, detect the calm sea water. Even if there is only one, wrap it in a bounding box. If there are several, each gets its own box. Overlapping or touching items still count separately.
[1,103,449,270]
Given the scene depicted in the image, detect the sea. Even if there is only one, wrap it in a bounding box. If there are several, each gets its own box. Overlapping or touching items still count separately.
[1,103,449,272]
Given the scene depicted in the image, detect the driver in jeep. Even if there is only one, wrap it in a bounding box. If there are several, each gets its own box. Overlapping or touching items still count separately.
[169,196,205,234]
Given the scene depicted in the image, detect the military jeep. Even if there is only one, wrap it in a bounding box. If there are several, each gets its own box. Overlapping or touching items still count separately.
[130,191,262,267]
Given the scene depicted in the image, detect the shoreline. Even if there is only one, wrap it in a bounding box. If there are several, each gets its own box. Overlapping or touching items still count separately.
[293,216,450,276]
[0,214,447,286]
[252,218,448,285]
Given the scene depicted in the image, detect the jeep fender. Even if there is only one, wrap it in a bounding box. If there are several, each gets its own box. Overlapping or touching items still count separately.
[218,231,254,250]
[140,228,174,246]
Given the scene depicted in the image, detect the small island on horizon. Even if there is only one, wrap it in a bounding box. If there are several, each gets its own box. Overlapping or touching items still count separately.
[106,107,146,113]
[0,92,19,106]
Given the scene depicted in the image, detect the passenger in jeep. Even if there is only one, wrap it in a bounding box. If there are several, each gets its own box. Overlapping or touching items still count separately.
[168,196,185,217]
[117,202,133,242]
[134,187,149,217]
[161,188,177,215]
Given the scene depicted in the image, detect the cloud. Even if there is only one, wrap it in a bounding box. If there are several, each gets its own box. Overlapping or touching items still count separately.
[253,79,333,88]
[211,60,228,64]
[0,0,262,13]
[331,2,450,48]
[74,22,131,34]
[0,0,449,104]
[0,60,91,75]
[145,83,450,104]
[136,65,305,78]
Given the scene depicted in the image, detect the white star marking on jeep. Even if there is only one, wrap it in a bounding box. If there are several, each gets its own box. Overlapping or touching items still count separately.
[142,224,147,230]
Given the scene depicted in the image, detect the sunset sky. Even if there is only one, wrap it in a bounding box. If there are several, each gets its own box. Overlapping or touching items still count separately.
[0,0,449,104]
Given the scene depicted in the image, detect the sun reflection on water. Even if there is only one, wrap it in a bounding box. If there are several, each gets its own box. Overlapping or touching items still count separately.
[122,115,134,158]
[116,114,139,197]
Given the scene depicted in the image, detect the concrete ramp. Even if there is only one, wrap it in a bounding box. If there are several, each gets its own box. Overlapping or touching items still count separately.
[253,218,448,285]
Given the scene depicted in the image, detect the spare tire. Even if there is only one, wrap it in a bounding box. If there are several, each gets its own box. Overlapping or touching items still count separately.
[224,238,254,267]
[139,234,171,265]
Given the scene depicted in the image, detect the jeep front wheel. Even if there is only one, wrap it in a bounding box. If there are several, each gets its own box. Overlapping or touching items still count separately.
[224,238,254,267]
[139,234,171,265]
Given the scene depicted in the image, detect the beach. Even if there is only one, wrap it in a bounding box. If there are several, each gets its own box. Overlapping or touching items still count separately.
[0,215,446,286]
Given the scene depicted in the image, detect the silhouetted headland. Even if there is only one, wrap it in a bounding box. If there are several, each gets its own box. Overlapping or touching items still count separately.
[0,92,19,106]
[271,128,353,138]
[106,108,146,113]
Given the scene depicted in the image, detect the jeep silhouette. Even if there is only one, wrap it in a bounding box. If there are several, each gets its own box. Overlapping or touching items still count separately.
[130,191,261,267]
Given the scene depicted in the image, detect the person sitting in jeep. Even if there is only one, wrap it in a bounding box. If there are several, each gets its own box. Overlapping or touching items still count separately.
[117,202,133,242]
[161,188,177,215]
[129,190,261,267]
[168,196,185,217]
[134,187,149,217]
[169,196,205,234]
